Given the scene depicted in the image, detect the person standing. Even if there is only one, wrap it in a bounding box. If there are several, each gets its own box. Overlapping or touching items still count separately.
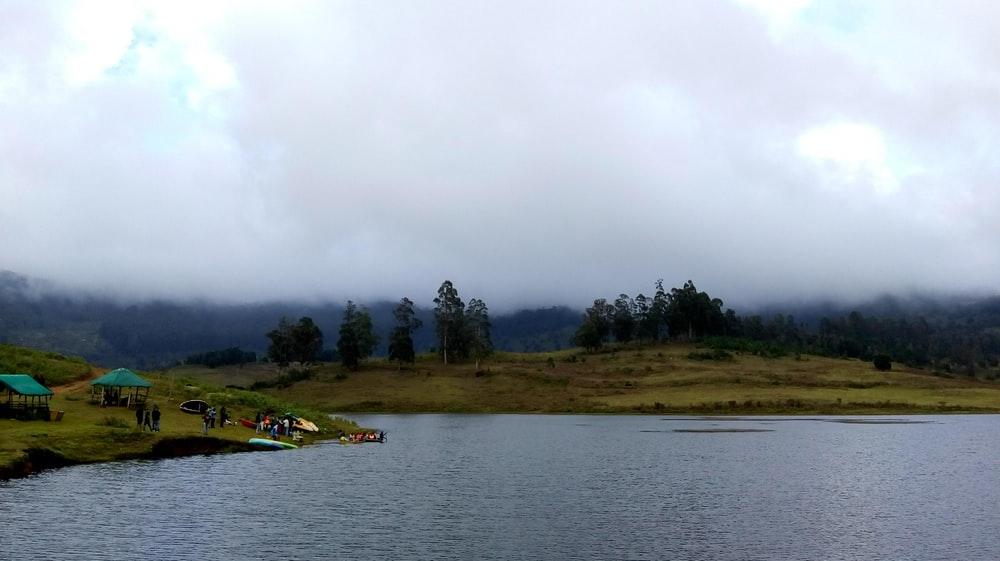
[209,407,216,429]
[143,409,152,432]
[202,411,209,435]
[283,417,290,437]
[255,411,262,434]
[151,404,161,432]
[135,403,144,428]
[220,406,228,428]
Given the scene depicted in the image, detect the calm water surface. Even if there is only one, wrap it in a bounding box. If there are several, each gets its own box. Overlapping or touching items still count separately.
[2,414,999,560]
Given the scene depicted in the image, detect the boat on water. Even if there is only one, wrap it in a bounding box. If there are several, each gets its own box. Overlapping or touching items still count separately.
[248,437,298,450]
[340,433,386,444]
[179,399,209,414]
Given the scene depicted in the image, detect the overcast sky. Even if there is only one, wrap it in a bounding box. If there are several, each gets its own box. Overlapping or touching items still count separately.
[1,1,998,310]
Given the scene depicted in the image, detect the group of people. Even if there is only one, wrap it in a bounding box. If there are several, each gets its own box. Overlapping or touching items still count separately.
[135,403,161,432]
[345,431,385,443]
[99,388,123,408]
[254,411,297,440]
[201,406,228,434]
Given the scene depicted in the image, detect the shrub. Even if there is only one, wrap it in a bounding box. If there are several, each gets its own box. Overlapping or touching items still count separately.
[873,354,892,371]
[687,349,733,361]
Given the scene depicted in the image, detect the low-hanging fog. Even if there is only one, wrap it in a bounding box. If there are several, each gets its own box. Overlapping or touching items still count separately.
[2,1,998,310]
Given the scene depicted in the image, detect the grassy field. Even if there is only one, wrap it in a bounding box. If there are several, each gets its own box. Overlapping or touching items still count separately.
[0,346,361,478]
[177,343,1000,415]
[7,341,999,477]
[0,344,96,386]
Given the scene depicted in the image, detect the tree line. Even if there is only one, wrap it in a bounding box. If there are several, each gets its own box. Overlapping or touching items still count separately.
[263,280,494,371]
[574,280,729,351]
[575,280,1000,378]
[184,347,257,369]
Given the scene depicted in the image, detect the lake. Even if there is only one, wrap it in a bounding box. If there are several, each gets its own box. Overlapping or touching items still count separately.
[2,414,999,560]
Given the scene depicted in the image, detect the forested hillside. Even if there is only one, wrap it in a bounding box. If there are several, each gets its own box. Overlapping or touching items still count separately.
[0,271,580,367]
[2,270,999,375]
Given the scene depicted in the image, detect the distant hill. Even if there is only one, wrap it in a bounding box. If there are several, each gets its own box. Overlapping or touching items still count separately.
[0,271,580,368]
[2,270,999,374]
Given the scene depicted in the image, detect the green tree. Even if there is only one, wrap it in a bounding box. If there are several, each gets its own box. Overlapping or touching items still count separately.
[634,293,659,342]
[433,280,466,364]
[666,280,724,340]
[388,297,422,368]
[337,301,379,370]
[650,279,670,340]
[612,294,636,343]
[573,319,603,352]
[574,298,614,351]
[465,298,493,369]
[266,317,295,367]
[873,354,892,371]
[292,316,324,365]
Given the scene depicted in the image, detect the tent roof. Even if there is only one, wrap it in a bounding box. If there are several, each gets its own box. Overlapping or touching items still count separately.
[90,368,152,388]
[0,374,54,396]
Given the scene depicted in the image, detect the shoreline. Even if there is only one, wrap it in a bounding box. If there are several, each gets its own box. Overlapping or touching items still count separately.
[0,436,280,481]
[331,404,1000,415]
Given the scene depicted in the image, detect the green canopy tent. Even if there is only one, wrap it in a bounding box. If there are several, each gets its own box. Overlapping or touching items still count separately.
[90,368,152,409]
[0,374,54,420]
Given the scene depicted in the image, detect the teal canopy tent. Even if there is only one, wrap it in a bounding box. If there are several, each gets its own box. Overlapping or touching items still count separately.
[90,368,152,409]
[0,374,54,420]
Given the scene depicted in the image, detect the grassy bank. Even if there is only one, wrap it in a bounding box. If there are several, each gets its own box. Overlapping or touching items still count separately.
[177,343,1000,415]
[0,347,361,479]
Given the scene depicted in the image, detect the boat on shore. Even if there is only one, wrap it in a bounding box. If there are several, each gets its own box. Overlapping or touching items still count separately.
[248,437,298,450]
[236,415,317,433]
[179,400,208,414]
[285,413,319,433]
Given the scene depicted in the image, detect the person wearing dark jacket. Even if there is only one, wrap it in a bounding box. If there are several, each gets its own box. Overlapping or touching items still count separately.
[135,404,144,428]
[151,405,161,432]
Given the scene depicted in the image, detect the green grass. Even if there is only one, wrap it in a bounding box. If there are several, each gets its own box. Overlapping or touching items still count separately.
[0,348,363,478]
[172,343,1000,415]
[0,344,95,386]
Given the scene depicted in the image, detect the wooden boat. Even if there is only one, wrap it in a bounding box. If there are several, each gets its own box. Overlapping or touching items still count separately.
[248,437,298,450]
[179,399,208,414]
[238,418,257,429]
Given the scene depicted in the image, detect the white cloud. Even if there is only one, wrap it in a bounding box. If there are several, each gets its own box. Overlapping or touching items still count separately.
[61,1,140,85]
[735,0,812,35]
[796,122,899,195]
[0,1,998,308]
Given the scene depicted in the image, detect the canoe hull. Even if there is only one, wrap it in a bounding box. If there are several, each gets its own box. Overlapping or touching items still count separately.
[179,400,208,414]
[248,438,298,450]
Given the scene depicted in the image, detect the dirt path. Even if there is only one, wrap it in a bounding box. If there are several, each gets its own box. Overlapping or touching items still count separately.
[51,370,100,394]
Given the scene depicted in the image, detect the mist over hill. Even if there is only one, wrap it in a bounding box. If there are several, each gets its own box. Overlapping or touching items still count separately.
[1,270,998,372]
[0,271,581,368]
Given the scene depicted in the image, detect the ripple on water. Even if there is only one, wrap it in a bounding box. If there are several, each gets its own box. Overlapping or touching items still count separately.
[1,414,999,560]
